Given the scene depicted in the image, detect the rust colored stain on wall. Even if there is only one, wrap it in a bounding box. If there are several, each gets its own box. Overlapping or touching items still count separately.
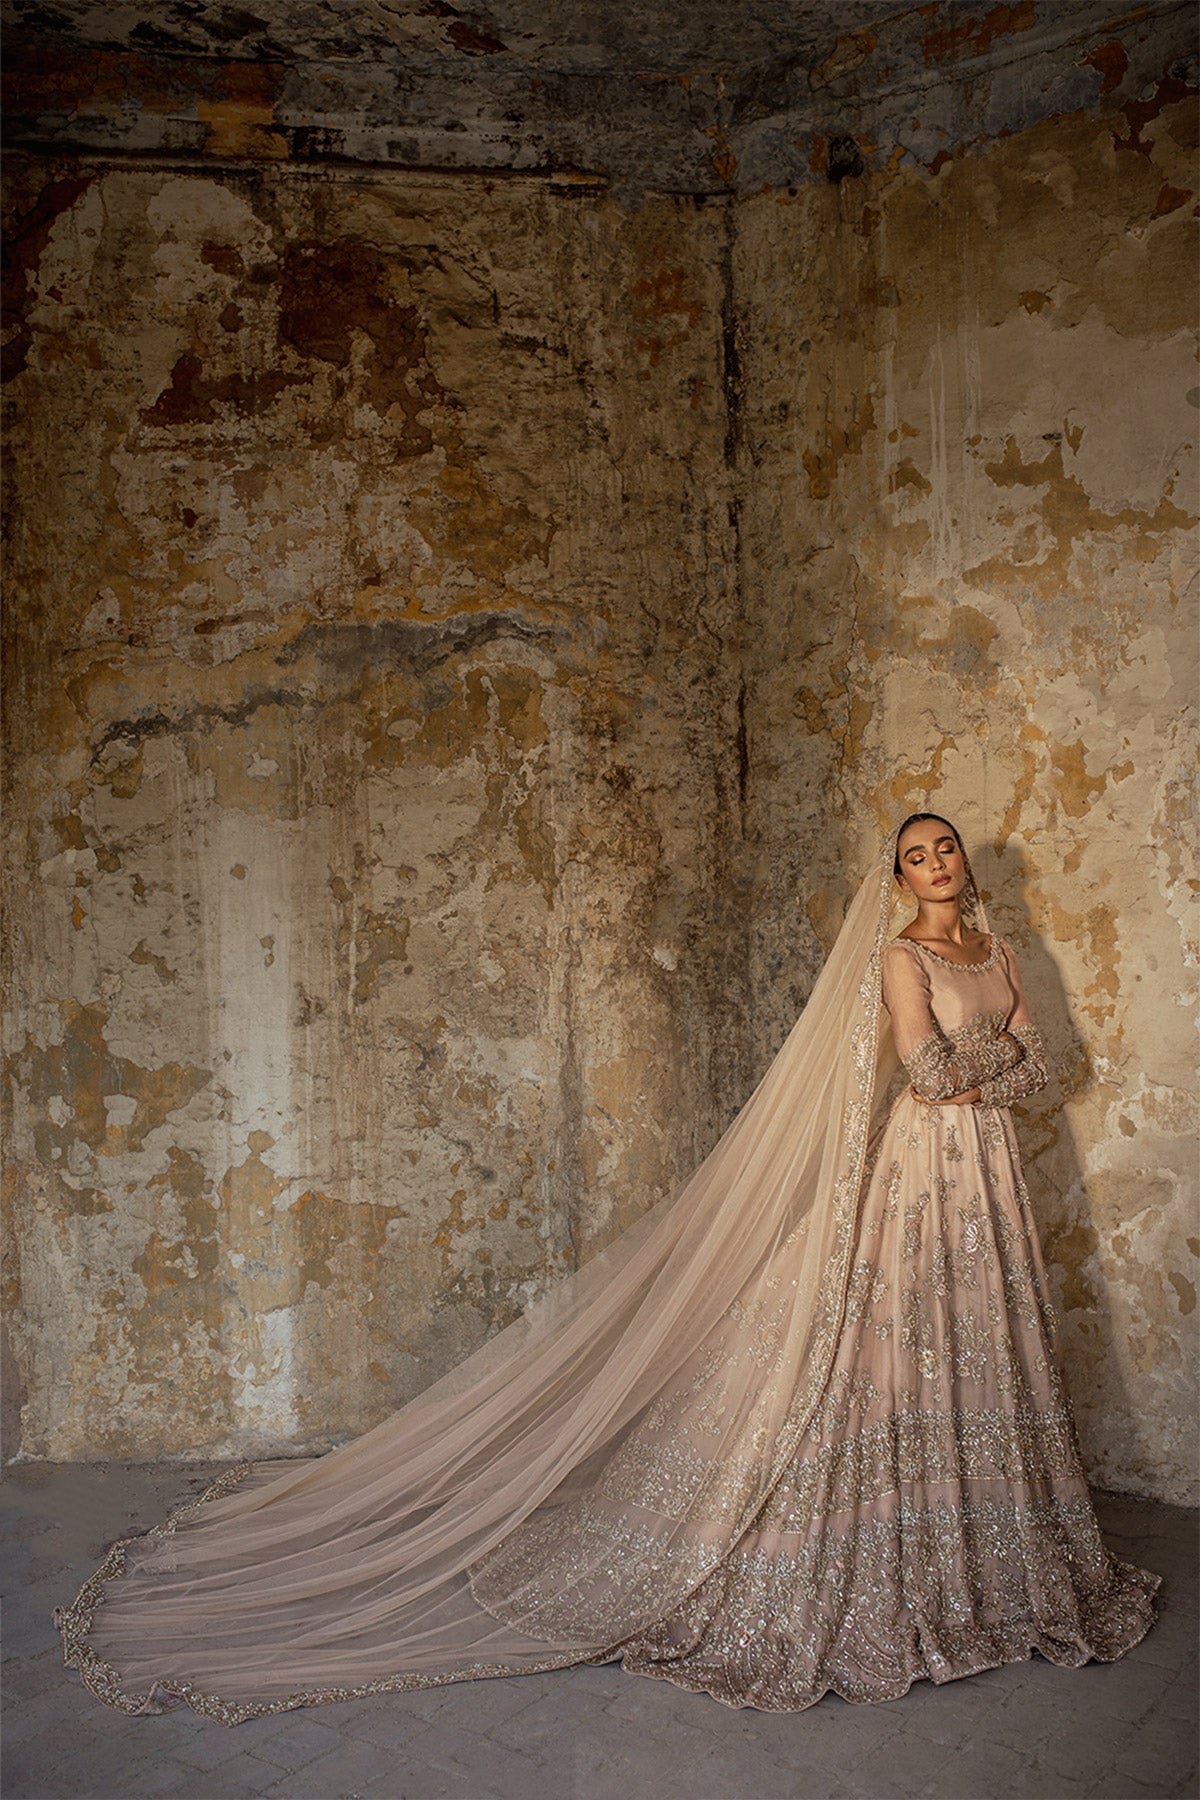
[920,2,1037,68]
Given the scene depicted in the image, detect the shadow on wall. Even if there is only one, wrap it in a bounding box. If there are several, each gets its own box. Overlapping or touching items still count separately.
[981,838,1134,1477]
[1,1320,28,1461]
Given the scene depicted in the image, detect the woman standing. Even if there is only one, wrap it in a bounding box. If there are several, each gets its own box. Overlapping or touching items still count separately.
[57,814,1158,1720]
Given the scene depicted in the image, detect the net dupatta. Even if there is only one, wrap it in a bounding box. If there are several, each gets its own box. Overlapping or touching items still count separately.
[58,835,905,1722]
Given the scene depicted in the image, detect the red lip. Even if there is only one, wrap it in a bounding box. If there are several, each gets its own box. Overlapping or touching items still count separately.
[932,876,951,887]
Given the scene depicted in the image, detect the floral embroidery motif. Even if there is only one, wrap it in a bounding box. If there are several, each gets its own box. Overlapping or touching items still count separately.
[953,1195,995,1288]
[727,1295,789,1367]
[809,1371,882,1438]
[845,1258,889,1321]
[902,1189,929,1260]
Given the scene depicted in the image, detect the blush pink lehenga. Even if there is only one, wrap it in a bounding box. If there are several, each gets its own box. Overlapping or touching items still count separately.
[597,933,1159,1706]
[56,828,1158,1723]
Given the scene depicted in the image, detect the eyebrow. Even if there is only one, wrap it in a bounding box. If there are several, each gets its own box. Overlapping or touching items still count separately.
[902,835,956,859]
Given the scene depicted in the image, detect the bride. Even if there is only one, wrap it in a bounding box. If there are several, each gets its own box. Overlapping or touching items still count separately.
[56,812,1159,1723]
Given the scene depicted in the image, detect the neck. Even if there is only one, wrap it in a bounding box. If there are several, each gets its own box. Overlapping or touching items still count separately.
[915,898,968,943]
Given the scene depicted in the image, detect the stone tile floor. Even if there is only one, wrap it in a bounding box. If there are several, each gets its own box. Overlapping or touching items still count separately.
[2,1462,1196,1800]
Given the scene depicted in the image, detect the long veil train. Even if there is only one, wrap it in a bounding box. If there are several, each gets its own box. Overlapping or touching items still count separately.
[58,841,907,1722]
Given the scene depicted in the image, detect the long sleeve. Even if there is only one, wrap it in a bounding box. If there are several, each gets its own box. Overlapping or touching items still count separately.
[977,942,1049,1106]
[882,942,1025,1101]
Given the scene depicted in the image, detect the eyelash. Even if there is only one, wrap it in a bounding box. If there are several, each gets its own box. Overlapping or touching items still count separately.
[908,843,955,866]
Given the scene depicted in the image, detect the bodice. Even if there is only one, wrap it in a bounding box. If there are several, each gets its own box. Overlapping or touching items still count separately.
[894,937,1017,1036]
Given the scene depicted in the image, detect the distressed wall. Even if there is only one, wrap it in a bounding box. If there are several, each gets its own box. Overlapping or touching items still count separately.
[2,11,1197,1505]
[737,85,1199,1502]
[2,162,746,1459]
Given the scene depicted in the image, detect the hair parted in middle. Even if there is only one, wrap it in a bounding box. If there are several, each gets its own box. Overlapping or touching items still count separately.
[892,812,964,881]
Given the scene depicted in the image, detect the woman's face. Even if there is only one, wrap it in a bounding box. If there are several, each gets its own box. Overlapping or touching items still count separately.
[895,820,966,906]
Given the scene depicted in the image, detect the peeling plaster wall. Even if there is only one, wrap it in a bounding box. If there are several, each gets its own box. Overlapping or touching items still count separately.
[2,162,746,1459]
[3,23,1197,1507]
[736,88,1199,1503]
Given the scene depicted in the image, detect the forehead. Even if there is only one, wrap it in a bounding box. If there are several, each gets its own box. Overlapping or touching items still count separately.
[899,821,956,855]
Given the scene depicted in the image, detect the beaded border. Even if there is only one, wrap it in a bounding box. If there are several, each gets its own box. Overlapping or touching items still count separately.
[899,934,1004,974]
[53,1462,591,1726]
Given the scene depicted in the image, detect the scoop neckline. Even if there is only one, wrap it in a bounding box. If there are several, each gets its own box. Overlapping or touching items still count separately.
[900,933,1001,972]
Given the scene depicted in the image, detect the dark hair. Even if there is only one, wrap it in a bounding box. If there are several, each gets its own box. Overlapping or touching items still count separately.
[894,812,964,879]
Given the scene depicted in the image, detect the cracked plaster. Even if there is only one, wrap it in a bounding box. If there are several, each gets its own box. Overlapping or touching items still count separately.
[1,6,1197,1503]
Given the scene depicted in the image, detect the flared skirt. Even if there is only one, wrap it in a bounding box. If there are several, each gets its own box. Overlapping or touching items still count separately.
[607,1093,1159,1709]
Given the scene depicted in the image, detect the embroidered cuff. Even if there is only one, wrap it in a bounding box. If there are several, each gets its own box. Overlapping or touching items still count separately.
[904,1015,1024,1102]
[978,1023,1049,1106]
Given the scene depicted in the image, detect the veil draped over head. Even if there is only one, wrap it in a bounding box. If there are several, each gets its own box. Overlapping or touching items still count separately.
[59,823,963,1722]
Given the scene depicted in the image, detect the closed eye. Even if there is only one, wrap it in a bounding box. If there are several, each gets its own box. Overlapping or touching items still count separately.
[905,839,956,865]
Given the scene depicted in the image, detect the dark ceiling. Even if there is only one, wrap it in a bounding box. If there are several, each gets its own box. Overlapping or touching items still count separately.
[2,0,1195,192]
[0,0,1175,75]
[5,0,904,70]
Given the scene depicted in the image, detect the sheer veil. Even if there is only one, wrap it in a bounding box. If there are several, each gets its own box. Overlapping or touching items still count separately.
[59,826,922,1722]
